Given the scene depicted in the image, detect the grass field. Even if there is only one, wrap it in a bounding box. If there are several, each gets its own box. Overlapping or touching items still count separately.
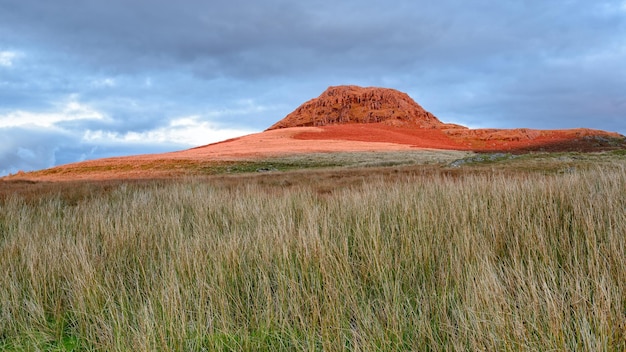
[1,152,625,351]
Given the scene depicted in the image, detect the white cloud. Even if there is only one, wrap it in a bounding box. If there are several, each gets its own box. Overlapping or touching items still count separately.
[0,127,66,176]
[83,115,256,146]
[0,100,107,128]
[92,78,116,87]
[0,111,256,176]
[0,51,18,67]
[597,1,626,13]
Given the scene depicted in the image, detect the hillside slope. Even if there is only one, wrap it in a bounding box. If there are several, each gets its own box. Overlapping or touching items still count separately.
[3,85,624,181]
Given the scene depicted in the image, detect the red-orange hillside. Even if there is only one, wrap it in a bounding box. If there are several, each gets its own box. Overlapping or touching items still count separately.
[3,85,624,181]
[271,85,625,153]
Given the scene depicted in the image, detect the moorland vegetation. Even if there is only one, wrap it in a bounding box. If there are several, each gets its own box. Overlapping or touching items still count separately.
[0,152,625,351]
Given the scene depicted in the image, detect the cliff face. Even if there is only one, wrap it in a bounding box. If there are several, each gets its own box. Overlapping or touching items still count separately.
[267,85,456,130]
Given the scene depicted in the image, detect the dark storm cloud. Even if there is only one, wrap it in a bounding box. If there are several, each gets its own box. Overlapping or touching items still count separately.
[0,0,624,175]
[2,0,621,76]
[1,0,314,76]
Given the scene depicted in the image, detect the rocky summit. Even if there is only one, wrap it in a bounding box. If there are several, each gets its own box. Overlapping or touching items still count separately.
[267,85,464,130]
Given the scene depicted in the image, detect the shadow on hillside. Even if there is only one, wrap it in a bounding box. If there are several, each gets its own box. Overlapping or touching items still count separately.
[470,136,626,154]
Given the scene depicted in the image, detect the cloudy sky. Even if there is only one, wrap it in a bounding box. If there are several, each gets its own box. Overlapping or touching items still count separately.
[1,0,625,175]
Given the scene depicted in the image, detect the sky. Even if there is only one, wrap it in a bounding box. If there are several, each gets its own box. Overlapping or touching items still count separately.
[1,0,625,175]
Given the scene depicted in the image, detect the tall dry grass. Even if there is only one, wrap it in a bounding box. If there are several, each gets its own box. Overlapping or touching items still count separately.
[0,165,625,351]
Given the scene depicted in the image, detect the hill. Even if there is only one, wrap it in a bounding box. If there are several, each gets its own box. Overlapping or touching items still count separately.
[267,85,463,130]
[2,85,625,181]
[270,85,624,153]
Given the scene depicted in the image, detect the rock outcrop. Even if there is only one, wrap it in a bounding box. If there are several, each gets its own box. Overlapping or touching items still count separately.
[268,85,625,153]
[267,85,462,130]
